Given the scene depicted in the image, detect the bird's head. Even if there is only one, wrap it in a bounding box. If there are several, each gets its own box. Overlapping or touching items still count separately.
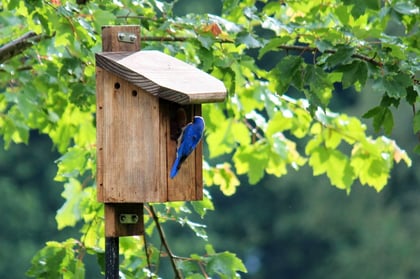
[193,116,205,130]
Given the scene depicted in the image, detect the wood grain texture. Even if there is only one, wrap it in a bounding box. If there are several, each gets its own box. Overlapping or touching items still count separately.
[95,51,226,104]
[96,66,105,202]
[101,25,141,52]
[100,71,162,202]
[98,25,144,237]
[166,103,203,201]
[97,26,209,206]
[105,203,144,237]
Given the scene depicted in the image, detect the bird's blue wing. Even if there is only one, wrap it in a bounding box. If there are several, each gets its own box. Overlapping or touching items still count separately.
[170,117,204,179]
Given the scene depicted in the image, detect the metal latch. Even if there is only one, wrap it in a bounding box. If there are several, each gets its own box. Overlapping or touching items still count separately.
[117,32,137,43]
[119,214,139,224]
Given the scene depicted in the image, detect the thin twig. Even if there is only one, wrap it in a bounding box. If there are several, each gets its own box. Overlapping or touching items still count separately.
[171,255,209,277]
[116,15,160,21]
[275,44,384,67]
[0,31,53,64]
[142,36,189,42]
[142,234,152,277]
[148,204,183,279]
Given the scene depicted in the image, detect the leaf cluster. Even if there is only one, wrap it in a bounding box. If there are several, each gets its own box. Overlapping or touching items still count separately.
[0,0,419,277]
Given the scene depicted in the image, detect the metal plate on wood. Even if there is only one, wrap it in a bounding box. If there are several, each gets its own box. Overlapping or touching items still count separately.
[117,32,137,43]
[119,214,139,224]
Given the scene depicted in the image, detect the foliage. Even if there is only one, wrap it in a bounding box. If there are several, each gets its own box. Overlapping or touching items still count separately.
[0,0,419,277]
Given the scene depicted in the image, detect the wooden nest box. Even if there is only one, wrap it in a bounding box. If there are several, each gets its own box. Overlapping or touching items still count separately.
[96,50,226,203]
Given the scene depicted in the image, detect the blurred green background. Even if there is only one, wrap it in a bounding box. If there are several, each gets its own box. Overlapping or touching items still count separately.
[1,0,420,278]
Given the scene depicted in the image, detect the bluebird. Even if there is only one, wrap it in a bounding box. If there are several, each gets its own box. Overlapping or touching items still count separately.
[170,116,205,179]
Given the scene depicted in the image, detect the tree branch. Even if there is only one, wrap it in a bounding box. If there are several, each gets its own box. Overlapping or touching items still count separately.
[141,36,384,67]
[143,36,189,42]
[143,36,420,85]
[276,44,384,67]
[0,31,52,64]
[147,204,183,279]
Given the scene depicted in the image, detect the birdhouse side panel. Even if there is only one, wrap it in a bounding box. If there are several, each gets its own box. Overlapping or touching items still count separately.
[164,102,203,201]
[96,67,105,202]
[98,69,163,202]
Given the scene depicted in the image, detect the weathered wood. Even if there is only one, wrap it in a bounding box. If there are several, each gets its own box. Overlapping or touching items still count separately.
[105,203,144,237]
[97,69,204,203]
[101,25,140,52]
[97,25,144,238]
[96,66,105,201]
[98,71,162,202]
[97,25,219,207]
[95,51,226,104]
[164,102,203,201]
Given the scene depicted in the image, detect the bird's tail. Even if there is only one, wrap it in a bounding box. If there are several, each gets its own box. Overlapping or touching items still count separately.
[170,157,180,179]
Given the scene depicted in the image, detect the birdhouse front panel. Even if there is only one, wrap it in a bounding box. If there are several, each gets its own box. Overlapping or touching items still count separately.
[97,67,166,203]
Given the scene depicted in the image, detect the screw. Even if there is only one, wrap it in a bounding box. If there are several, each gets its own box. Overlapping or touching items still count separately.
[131,215,138,223]
[129,34,137,42]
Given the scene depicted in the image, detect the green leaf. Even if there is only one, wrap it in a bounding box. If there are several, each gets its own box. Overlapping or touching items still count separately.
[338,61,368,89]
[392,2,419,15]
[335,5,350,24]
[413,111,420,133]
[261,16,294,35]
[265,110,293,138]
[351,154,389,191]
[305,66,333,106]
[233,143,269,184]
[308,145,329,176]
[406,86,418,105]
[27,239,84,279]
[185,274,206,279]
[205,108,245,158]
[206,251,247,278]
[190,190,214,217]
[363,106,393,135]
[343,0,380,18]
[271,56,304,94]
[372,73,411,98]
[55,147,89,181]
[308,146,355,191]
[315,40,333,53]
[382,107,394,135]
[56,179,83,229]
[236,32,262,48]
[259,36,292,58]
[325,45,355,67]
[197,34,215,50]
[92,9,116,30]
[362,106,382,119]
[380,95,400,107]
[178,218,208,240]
[27,242,67,278]
[205,163,241,196]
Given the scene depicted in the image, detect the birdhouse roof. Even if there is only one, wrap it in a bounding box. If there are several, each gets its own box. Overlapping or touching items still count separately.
[95,50,227,104]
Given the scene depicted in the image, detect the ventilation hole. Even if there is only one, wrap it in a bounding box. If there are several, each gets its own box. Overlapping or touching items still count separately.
[132,90,138,97]
[114,82,120,89]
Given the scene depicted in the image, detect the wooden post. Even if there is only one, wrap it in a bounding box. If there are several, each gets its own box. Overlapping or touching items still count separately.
[98,25,142,279]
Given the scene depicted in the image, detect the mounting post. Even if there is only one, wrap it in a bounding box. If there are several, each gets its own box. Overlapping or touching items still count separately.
[105,237,119,279]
